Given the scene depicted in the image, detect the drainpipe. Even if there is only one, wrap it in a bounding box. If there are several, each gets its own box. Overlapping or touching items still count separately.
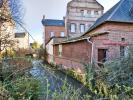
[87,37,94,64]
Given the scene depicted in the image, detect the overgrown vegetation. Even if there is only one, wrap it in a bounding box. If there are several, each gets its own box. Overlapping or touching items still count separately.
[0,57,42,100]
[84,46,133,99]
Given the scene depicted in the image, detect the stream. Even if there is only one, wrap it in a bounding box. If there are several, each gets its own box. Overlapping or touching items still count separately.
[30,60,92,99]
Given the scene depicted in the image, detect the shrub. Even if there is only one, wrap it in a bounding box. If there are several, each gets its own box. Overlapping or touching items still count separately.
[4,76,41,100]
[84,46,133,99]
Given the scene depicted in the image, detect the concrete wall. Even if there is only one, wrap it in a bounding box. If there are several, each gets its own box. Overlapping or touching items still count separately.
[15,33,29,49]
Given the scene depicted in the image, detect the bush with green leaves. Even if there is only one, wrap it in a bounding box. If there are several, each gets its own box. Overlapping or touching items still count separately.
[4,76,41,100]
[84,46,133,99]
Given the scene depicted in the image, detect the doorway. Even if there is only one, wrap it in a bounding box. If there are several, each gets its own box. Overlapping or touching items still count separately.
[98,49,107,63]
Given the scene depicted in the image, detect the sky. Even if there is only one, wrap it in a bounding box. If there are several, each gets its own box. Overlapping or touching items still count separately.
[22,0,120,43]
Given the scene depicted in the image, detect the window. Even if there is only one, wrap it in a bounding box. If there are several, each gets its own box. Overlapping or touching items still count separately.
[80,24,85,33]
[60,32,65,37]
[50,32,54,37]
[94,11,99,15]
[87,10,91,15]
[120,38,126,57]
[84,10,87,16]
[58,45,62,57]
[121,38,125,41]
[80,10,84,16]
[120,46,125,57]
[70,23,76,33]
[98,49,107,62]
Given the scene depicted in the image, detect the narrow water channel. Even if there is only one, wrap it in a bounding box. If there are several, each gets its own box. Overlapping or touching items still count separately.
[30,60,91,99]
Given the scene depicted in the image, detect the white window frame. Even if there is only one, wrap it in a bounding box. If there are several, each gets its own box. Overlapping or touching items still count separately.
[60,32,65,37]
[50,32,54,37]
[80,24,85,33]
[94,11,99,15]
[70,23,76,33]
[80,10,84,16]
[87,10,91,15]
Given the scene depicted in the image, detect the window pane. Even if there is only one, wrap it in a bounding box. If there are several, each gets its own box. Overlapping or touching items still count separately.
[94,11,99,15]
[80,10,84,16]
[80,24,85,33]
[50,32,54,37]
[87,10,91,15]
[70,24,76,32]
[120,46,125,57]
[61,32,65,37]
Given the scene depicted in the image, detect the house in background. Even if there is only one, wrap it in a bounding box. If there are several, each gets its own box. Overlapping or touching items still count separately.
[42,17,66,62]
[14,32,29,49]
[65,0,103,38]
[42,16,66,47]
[53,0,133,73]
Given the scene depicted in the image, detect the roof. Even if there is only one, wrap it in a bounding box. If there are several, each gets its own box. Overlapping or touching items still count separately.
[42,19,65,26]
[54,37,88,45]
[84,0,133,35]
[15,33,26,38]
[53,32,109,45]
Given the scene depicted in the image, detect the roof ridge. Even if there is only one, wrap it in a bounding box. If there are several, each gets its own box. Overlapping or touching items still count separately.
[44,19,64,21]
[107,0,124,21]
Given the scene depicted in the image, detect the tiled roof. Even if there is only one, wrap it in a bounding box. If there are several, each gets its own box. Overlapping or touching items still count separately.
[42,19,65,26]
[84,0,133,34]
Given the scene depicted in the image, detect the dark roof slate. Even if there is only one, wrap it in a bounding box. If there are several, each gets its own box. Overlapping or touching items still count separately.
[85,0,133,34]
[42,19,65,26]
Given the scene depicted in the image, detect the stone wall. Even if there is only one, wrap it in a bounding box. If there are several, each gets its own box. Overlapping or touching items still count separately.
[66,0,103,37]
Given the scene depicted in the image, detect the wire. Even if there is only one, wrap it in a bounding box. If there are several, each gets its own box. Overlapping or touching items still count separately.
[15,22,35,41]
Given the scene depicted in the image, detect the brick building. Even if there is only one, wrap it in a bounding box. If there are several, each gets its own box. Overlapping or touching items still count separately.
[65,0,103,38]
[42,0,103,47]
[53,0,133,73]
[42,16,66,47]
[42,0,103,63]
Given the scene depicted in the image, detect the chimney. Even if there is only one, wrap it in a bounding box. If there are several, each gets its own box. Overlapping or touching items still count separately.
[43,15,45,20]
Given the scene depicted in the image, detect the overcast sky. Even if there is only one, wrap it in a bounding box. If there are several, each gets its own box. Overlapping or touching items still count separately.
[22,0,120,43]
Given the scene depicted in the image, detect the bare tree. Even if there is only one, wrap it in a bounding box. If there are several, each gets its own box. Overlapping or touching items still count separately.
[0,0,23,54]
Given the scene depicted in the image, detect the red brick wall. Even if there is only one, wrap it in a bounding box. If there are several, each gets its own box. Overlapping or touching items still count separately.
[86,22,133,61]
[53,22,133,72]
[85,22,133,36]
[44,26,66,45]
[53,40,92,72]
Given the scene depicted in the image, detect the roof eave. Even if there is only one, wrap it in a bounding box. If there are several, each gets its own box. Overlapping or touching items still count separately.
[82,20,133,36]
[53,37,88,45]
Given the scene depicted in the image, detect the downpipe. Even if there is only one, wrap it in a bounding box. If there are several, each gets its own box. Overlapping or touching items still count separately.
[87,37,94,64]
